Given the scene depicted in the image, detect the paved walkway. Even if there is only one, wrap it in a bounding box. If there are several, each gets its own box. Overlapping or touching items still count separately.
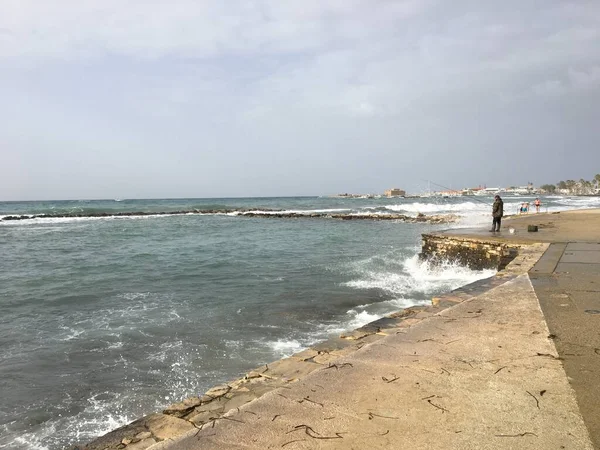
[530,241,600,448]
[443,208,600,244]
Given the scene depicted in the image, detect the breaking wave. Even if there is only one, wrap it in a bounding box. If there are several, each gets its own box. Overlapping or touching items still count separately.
[344,254,495,296]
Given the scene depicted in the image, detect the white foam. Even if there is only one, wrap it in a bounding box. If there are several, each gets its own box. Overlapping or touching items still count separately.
[385,201,485,214]
[344,310,381,329]
[554,196,600,206]
[343,254,495,297]
[239,208,351,215]
[106,342,124,350]
[4,401,131,450]
[267,339,306,358]
[0,213,198,226]
[58,326,85,341]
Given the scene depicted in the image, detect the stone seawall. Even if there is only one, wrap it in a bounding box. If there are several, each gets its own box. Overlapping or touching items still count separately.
[420,233,521,270]
[78,233,533,450]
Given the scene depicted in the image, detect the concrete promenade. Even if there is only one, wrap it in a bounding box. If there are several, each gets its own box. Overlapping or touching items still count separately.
[437,208,600,448]
[138,210,599,450]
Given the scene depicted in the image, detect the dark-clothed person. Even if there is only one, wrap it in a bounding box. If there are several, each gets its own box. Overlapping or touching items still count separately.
[490,195,504,232]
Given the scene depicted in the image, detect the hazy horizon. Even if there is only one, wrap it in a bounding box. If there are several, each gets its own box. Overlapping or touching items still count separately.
[0,183,594,203]
[2,1,599,201]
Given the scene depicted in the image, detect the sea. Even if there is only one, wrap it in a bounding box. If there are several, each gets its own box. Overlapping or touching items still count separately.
[1,195,598,449]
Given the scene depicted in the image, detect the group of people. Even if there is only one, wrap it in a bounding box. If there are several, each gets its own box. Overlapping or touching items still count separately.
[490,196,542,233]
[518,198,541,214]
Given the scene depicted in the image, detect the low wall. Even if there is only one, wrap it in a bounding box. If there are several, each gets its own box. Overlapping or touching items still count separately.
[420,233,521,270]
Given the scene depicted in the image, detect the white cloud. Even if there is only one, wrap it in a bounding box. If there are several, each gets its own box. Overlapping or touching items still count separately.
[1,0,600,199]
[0,0,429,62]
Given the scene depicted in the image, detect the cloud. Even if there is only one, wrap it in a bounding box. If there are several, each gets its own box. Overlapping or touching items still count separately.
[0,0,429,62]
[1,0,599,199]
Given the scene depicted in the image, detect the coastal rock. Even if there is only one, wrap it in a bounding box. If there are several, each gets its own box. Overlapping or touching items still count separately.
[143,413,194,441]
[205,384,231,398]
[245,371,262,379]
[199,394,214,404]
[124,438,156,450]
[340,329,375,340]
[420,233,520,270]
[134,432,152,440]
[388,308,418,319]
[162,396,202,418]
[194,398,227,414]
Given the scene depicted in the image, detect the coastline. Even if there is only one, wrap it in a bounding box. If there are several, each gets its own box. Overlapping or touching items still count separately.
[79,209,600,449]
[80,265,521,449]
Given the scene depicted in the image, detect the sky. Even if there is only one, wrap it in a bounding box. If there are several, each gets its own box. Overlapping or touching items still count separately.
[1,0,600,200]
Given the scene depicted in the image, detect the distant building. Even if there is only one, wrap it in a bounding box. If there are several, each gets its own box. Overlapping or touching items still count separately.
[385,188,406,197]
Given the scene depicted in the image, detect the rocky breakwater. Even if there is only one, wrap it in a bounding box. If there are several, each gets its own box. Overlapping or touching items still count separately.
[1,210,458,224]
[239,211,458,223]
[0,209,260,221]
[420,233,521,270]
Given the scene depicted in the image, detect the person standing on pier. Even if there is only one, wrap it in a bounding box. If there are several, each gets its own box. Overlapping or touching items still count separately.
[490,195,504,232]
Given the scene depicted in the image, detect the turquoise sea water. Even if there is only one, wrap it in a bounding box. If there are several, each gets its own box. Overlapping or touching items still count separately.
[0,195,597,449]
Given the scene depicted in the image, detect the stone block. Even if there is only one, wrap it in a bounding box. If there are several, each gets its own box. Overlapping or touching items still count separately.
[163,396,202,418]
[134,432,152,441]
[205,385,231,398]
[388,309,417,319]
[143,413,194,441]
[125,438,157,450]
[193,398,227,414]
[245,371,262,379]
[340,329,375,340]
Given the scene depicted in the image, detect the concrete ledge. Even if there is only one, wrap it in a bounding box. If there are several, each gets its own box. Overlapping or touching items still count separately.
[420,233,522,270]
